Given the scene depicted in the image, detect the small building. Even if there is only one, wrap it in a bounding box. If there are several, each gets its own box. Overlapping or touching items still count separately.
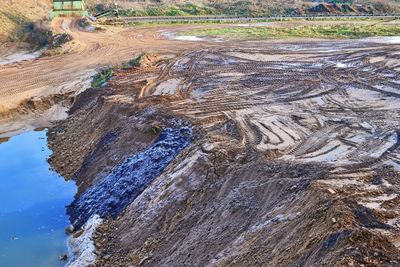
[51,0,89,18]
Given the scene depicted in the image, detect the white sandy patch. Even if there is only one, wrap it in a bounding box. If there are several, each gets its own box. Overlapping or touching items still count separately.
[369,132,398,159]
[361,36,400,44]
[359,193,398,210]
[67,215,103,267]
[0,50,42,66]
[153,78,181,95]
[336,62,348,68]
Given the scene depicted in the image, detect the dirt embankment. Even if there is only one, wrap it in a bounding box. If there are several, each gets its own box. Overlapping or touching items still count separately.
[48,40,400,266]
[0,0,51,41]
[0,93,74,138]
[87,0,400,16]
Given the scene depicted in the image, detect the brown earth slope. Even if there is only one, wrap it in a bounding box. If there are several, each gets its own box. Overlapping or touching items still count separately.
[0,0,51,41]
[48,38,400,266]
[0,19,216,121]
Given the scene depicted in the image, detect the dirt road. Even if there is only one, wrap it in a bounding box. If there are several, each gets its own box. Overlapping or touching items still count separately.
[1,18,399,114]
[0,19,217,114]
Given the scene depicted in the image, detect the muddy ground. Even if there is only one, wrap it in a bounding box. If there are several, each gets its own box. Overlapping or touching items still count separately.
[45,38,400,266]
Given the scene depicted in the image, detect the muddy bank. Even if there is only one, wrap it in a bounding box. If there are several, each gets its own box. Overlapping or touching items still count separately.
[0,93,74,138]
[48,44,400,266]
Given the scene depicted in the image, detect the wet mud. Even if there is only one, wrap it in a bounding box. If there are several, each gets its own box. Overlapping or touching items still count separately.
[68,127,193,228]
[47,39,400,266]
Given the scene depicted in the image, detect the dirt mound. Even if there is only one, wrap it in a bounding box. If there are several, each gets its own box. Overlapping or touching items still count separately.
[308,3,342,13]
[48,40,400,266]
[0,93,73,121]
[306,3,374,14]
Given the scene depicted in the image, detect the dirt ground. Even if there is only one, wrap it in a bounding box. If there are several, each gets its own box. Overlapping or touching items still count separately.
[0,17,399,266]
[0,19,212,113]
[44,30,400,266]
[2,18,398,118]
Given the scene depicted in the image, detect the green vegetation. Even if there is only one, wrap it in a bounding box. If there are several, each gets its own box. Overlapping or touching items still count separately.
[91,68,113,88]
[116,2,294,17]
[151,127,159,135]
[180,24,400,39]
[119,3,217,17]
[122,17,393,28]
[85,0,400,24]
[108,1,400,18]
[126,53,145,67]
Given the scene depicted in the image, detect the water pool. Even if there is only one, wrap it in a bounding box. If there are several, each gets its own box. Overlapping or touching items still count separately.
[0,130,76,267]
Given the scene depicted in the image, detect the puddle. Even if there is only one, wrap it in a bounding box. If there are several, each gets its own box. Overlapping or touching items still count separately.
[153,78,181,95]
[0,130,76,267]
[174,35,205,41]
[162,32,224,42]
[361,36,400,44]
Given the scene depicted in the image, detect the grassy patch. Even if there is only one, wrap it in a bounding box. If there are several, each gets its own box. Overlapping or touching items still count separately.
[91,68,113,88]
[180,24,400,39]
[109,17,396,29]
[126,53,145,67]
[119,3,217,17]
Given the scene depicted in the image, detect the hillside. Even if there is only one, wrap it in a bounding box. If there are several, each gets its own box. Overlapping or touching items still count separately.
[0,0,50,42]
[1,0,399,42]
[86,0,400,16]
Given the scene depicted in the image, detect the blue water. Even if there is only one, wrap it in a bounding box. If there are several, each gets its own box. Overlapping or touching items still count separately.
[0,130,76,267]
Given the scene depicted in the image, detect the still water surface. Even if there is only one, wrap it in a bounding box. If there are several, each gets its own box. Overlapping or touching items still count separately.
[0,130,76,267]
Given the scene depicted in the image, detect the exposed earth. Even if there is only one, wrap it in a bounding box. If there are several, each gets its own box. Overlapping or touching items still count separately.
[48,33,400,266]
[0,12,400,267]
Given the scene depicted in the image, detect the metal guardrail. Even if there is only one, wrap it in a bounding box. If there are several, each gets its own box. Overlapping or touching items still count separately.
[120,14,400,23]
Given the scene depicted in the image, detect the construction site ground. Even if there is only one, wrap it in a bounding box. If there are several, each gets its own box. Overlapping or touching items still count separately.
[0,18,399,266]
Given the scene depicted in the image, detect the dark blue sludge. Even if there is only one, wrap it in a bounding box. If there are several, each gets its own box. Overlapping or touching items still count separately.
[68,127,193,228]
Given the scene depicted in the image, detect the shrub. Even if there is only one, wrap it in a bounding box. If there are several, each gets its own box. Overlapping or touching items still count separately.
[24,20,53,49]
[49,33,72,49]
[91,68,113,88]
[127,53,145,67]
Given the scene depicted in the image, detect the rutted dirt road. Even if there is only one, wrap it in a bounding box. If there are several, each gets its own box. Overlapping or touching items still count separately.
[0,19,215,114]
[0,19,226,136]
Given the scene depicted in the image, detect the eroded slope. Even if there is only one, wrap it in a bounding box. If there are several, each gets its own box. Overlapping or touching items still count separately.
[48,40,400,266]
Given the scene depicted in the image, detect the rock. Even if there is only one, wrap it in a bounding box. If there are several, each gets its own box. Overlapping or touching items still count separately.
[73,229,84,238]
[139,254,152,265]
[65,225,74,235]
[332,218,337,224]
[234,153,247,163]
[327,188,336,195]
[272,214,286,223]
[59,254,68,261]
[201,142,215,153]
